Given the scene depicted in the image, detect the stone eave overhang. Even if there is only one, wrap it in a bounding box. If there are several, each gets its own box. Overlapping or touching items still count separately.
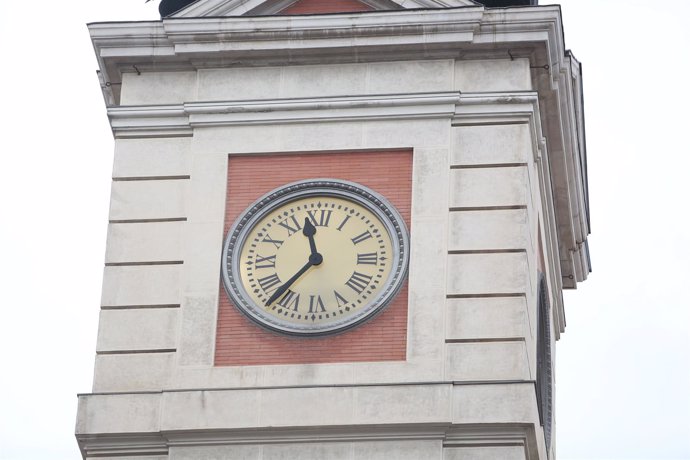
[88,5,590,292]
[88,7,557,94]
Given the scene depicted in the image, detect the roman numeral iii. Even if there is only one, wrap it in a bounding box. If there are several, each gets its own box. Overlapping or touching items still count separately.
[357,252,377,265]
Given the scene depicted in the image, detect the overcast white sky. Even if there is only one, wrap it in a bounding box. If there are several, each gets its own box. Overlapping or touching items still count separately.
[0,1,688,459]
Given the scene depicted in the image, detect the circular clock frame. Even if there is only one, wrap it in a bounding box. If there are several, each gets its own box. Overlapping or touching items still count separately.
[221,178,409,337]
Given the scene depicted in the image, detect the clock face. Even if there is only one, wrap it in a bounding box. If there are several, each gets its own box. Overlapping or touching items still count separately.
[222,179,409,336]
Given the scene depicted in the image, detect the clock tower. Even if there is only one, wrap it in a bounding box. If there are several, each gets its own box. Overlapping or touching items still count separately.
[77,1,590,459]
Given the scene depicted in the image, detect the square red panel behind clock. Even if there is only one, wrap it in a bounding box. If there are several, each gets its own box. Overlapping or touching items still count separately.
[215,150,412,366]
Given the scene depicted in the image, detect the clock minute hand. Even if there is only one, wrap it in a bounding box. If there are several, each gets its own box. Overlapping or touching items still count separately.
[265,260,313,307]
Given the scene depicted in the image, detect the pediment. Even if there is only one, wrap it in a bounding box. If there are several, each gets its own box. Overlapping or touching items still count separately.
[171,0,480,18]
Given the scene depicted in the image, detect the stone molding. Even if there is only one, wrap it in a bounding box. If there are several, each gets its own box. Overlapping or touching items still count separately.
[108,91,548,128]
[108,92,461,135]
[90,7,550,105]
[79,425,538,457]
[108,91,544,132]
[77,383,542,458]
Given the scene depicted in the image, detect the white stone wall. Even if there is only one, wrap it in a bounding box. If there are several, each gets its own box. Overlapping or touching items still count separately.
[81,57,553,460]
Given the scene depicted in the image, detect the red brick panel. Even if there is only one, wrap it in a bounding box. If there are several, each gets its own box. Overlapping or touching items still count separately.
[215,150,412,366]
[278,0,374,14]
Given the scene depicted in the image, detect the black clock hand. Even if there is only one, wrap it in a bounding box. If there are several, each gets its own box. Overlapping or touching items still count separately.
[303,217,318,256]
[302,217,323,267]
[265,260,312,306]
[266,219,324,307]
[265,251,323,307]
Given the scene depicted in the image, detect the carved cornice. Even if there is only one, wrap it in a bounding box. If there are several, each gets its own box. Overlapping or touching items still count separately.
[107,92,461,135]
[77,422,541,458]
[77,433,168,459]
[90,7,549,104]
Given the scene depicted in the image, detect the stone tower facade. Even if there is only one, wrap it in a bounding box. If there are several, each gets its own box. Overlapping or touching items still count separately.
[76,1,590,459]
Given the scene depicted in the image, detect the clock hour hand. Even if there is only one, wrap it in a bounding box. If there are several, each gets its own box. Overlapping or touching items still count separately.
[265,251,323,307]
[303,217,318,256]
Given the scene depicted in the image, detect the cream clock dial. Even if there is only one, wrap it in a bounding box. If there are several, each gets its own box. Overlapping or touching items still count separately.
[222,179,409,336]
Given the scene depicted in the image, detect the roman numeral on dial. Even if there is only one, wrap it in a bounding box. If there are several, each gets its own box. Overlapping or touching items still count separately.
[345,271,373,294]
[336,215,351,231]
[278,216,302,236]
[257,273,281,294]
[277,290,300,311]
[334,290,348,308]
[262,234,284,249]
[351,230,373,245]
[357,252,378,265]
[308,295,326,313]
[255,254,276,269]
[307,209,332,227]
